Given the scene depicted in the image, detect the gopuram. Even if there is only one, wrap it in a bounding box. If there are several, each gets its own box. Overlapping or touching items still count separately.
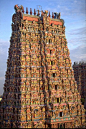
[0,5,85,128]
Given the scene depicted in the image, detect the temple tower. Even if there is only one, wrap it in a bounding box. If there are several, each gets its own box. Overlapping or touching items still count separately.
[0,5,85,128]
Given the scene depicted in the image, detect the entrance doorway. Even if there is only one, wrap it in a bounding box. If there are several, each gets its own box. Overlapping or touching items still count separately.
[58,123,65,128]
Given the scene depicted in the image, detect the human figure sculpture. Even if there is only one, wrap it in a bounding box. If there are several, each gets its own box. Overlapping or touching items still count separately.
[54,12,60,19]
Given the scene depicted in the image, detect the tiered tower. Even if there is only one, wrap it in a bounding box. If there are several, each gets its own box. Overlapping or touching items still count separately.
[0,5,85,128]
[73,61,86,99]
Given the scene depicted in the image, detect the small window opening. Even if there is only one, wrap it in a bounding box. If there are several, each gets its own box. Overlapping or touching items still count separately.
[48,124,51,128]
[57,98,61,103]
[60,124,62,128]
[57,98,59,103]
[22,24,24,28]
[49,39,51,43]
[51,61,53,65]
[49,39,50,43]
[50,50,52,54]
[68,104,69,109]
[53,73,56,77]
[60,112,63,117]
[14,94,16,99]
[46,27,49,31]
[55,85,57,90]
[13,108,15,113]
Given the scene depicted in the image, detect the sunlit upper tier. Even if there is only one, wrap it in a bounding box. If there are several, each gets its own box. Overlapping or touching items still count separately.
[12,5,64,26]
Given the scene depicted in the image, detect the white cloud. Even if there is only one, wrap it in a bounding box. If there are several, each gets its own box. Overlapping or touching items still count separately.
[0,39,9,56]
[73,54,86,59]
[74,0,77,2]
[67,27,86,35]
[0,77,5,81]
[66,26,86,50]
[57,5,61,8]
[0,39,9,46]
[70,44,86,65]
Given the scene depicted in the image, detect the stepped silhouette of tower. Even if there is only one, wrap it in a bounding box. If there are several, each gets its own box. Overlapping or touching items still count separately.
[0,5,85,128]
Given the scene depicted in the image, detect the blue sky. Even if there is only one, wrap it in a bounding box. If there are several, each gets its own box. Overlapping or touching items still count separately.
[0,0,86,95]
